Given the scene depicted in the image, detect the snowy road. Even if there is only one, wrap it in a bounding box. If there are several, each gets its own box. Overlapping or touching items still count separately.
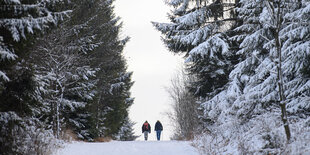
[55,141,199,155]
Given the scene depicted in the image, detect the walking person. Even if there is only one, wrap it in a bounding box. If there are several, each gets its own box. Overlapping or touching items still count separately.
[142,121,151,141]
[155,120,163,141]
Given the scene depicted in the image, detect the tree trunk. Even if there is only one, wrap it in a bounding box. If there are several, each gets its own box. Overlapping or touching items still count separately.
[56,101,60,139]
[274,1,291,142]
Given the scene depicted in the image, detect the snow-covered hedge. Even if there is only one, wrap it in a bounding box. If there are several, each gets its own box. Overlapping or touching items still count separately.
[193,113,310,154]
[0,112,63,155]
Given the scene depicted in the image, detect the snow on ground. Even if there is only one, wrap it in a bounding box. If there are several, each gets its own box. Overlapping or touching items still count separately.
[55,140,199,155]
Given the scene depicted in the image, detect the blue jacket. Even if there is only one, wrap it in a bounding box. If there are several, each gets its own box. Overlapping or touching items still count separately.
[155,121,163,131]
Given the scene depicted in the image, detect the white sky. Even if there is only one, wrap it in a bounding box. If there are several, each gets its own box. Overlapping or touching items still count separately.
[114,0,182,140]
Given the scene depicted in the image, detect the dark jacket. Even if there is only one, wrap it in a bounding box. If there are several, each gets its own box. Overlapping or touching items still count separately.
[155,121,163,131]
[142,122,151,133]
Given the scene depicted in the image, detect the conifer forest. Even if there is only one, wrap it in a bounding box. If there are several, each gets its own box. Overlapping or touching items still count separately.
[155,0,310,154]
[1,0,136,154]
[1,0,310,154]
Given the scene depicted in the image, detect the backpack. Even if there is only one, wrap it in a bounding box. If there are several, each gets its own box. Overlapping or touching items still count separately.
[143,123,149,130]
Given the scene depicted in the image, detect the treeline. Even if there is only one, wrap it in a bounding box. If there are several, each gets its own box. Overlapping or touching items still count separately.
[0,0,136,154]
[155,0,310,154]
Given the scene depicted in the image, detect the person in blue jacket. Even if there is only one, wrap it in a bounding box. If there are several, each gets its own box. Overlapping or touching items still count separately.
[154,120,163,141]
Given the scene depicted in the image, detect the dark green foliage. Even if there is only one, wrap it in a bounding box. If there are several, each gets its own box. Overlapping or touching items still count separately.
[0,1,71,153]
[0,68,38,116]
[49,0,136,140]
[186,52,234,98]
[0,112,24,155]
[1,1,136,153]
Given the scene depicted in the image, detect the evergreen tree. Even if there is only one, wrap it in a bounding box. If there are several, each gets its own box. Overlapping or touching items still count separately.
[194,0,310,153]
[81,0,135,140]
[153,0,239,98]
[115,116,138,141]
[27,0,136,141]
[0,0,70,81]
[231,0,310,142]
[29,25,96,139]
[0,0,70,154]
[98,56,134,138]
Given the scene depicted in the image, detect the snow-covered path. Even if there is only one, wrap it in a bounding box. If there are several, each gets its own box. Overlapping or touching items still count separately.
[55,140,199,155]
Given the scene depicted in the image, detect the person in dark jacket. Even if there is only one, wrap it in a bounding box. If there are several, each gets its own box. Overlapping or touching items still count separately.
[142,121,151,141]
[155,120,163,141]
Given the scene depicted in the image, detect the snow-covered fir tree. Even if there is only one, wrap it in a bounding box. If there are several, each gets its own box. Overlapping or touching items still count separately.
[76,0,136,140]
[0,0,70,81]
[29,24,97,139]
[153,0,239,98]
[153,0,241,140]
[0,1,71,154]
[29,0,136,141]
[115,116,138,141]
[193,0,310,153]
[99,60,135,139]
